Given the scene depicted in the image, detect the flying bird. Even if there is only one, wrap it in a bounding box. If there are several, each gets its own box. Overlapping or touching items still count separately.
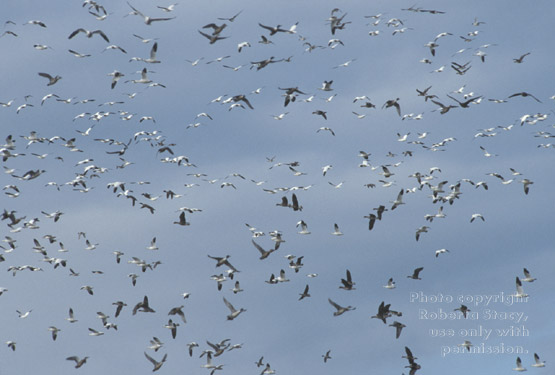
[435,248,450,257]
[454,304,471,318]
[173,211,190,226]
[258,23,290,35]
[339,269,355,290]
[298,284,310,300]
[364,213,377,230]
[168,305,186,323]
[223,297,246,320]
[371,301,392,324]
[164,319,179,339]
[66,356,89,368]
[328,298,355,316]
[68,49,91,58]
[415,226,429,241]
[48,326,61,341]
[144,352,167,372]
[133,295,156,315]
[513,277,528,298]
[68,28,109,42]
[252,239,279,260]
[508,91,542,103]
[38,73,62,86]
[157,3,178,12]
[389,321,406,338]
[331,223,343,235]
[458,340,473,351]
[207,255,239,273]
[513,52,530,63]
[521,268,536,282]
[218,10,243,22]
[383,278,396,289]
[198,30,229,44]
[382,98,401,116]
[407,267,424,280]
[108,70,124,89]
[127,2,176,25]
[513,356,526,372]
[519,179,533,195]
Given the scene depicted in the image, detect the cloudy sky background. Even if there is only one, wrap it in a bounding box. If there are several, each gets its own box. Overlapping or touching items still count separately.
[1,0,554,374]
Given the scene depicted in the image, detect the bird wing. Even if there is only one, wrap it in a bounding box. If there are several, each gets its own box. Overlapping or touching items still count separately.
[68,28,84,39]
[223,297,237,313]
[223,259,238,272]
[38,72,53,80]
[368,214,376,230]
[328,298,340,310]
[377,301,386,314]
[516,277,524,294]
[395,324,403,338]
[93,30,110,42]
[127,1,144,17]
[223,297,235,312]
[431,99,446,108]
[142,295,150,309]
[144,351,157,365]
[528,93,542,103]
[291,193,300,210]
[258,23,274,31]
[446,94,462,105]
[251,239,266,255]
[198,30,213,40]
[241,96,254,109]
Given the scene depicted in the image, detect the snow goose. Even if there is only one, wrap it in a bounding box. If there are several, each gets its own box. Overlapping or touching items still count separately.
[513,357,526,372]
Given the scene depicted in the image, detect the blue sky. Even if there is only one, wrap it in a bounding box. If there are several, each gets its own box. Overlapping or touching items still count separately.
[1,0,554,374]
